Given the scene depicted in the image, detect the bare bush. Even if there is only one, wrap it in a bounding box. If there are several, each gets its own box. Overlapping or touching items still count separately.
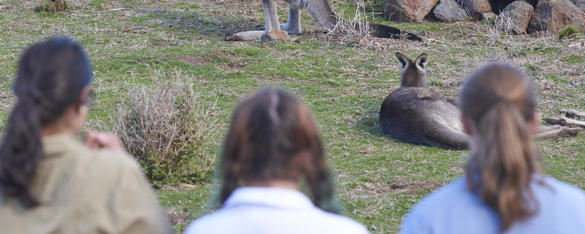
[328,0,373,46]
[495,12,515,34]
[106,78,219,186]
[38,0,67,12]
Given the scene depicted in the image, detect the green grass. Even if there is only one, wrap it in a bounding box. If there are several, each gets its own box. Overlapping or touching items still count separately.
[0,0,585,233]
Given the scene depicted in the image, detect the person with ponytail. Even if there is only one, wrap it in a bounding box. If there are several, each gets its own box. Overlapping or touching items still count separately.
[0,37,172,234]
[185,88,367,234]
[400,63,585,234]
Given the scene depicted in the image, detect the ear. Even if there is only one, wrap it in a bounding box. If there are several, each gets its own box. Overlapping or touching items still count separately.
[415,53,427,69]
[75,86,92,114]
[395,52,410,70]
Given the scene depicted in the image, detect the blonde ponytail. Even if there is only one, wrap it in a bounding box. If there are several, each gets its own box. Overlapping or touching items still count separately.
[461,64,540,231]
[466,101,539,230]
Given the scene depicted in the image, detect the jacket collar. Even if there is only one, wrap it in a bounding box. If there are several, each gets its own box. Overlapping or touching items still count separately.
[224,187,315,211]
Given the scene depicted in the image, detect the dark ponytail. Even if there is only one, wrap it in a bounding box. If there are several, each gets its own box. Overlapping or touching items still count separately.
[0,95,43,207]
[461,64,539,231]
[0,37,92,208]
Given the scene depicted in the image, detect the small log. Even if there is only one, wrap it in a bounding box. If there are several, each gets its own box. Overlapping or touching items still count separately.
[534,126,583,141]
[543,116,585,129]
[560,109,585,121]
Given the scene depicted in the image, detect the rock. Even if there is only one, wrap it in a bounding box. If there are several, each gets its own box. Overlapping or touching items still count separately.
[489,0,516,14]
[481,12,497,20]
[383,0,440,22]
[460,0,492,18]
[433,0,469,21]
[528,0,585,33]
[496,1,534,34]
[571,0,585,12]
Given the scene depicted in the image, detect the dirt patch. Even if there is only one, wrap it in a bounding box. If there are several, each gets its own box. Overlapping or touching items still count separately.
[161,183,201,191]
[166,207,190,227]
[178,51,249,71]
[350,180,443,199]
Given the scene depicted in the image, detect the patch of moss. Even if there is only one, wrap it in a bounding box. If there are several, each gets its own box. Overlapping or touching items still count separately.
[558,24,580,40]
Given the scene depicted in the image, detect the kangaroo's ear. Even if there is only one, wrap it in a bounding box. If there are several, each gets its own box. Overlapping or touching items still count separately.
[415,53,428,69]
[395,52,410,70]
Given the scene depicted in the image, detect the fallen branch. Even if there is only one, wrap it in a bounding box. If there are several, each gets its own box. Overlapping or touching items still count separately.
[543,116,585,129]
[560,109,585,121]
[534,125,583,141]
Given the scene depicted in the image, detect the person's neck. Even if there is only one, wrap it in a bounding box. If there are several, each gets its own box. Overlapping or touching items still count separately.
[246,179,299,190]
[41,122,77,137]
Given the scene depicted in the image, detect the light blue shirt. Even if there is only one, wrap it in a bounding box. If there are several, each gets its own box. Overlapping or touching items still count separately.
[185,187,368,234]
[401,176,585,234]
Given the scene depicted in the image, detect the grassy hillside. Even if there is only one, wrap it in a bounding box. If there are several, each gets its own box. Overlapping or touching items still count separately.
[0,0,584,233]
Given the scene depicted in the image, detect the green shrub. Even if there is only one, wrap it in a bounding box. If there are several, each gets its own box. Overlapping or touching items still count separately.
[558,25,580,40]
[108,80,219,187]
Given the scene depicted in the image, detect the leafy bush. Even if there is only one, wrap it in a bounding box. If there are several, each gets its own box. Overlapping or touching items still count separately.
[108,80,219,187]
[558,25,580,40]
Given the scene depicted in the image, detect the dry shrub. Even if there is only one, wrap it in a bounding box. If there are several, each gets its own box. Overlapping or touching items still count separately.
[494,11,516,34]
[475,19,502,46]
[109,79,218,187]
[38,0,67,12]
[328,0,373,46]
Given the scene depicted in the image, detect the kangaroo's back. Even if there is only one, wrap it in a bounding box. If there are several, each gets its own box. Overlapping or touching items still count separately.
[379,52,468,150]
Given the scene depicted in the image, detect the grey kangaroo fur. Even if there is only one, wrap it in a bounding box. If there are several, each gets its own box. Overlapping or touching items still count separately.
[379,52,468,150]
[226,0,422,41]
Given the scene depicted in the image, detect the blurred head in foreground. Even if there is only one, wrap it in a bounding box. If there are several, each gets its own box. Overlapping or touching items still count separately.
[460,63,540,231]
[219,88,338,213]
[0,37,92,208]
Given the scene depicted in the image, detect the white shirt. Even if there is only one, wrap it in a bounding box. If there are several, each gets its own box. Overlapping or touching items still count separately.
[185,187,368,234]
[401,176,585,234]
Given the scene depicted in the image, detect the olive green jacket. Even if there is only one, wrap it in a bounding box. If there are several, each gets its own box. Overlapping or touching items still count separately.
[0,135,173,234]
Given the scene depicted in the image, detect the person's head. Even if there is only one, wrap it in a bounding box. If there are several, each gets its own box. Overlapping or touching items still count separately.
[460,63,540,230]
[0,37,92,208]
[219,88,338,212]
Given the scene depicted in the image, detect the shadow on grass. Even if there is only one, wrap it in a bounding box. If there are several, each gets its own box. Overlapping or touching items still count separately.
[150,9,259,38]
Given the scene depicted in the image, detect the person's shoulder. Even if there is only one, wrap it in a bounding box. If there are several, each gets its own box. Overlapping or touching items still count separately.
[410,177,468,211]
[74,148,142,186]
[400,177,469,233]
[184,211,227,234]
[312,210,369,234]
[88,149,141,172]
[540,176,585,201]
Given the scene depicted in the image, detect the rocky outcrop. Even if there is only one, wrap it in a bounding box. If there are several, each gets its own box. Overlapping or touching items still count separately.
[460,0,492,18]
[383,0,439,22]
[481,12,497,20]
[433,0,469,21]
[489,0,517,14]
[528,0,585,33]
[570,0,585,12]
[496,1,534,34]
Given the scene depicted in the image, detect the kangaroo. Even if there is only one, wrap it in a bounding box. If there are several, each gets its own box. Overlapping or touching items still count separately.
[379,52,468,150]
[226,0,422,41]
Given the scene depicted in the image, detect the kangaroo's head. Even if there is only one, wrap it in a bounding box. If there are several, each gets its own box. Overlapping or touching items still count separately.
[395,52,427,88]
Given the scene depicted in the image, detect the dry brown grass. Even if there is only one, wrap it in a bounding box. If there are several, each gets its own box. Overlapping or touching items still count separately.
[328,0,374,47]
[105,72,219,186]
[38,0,67,12]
